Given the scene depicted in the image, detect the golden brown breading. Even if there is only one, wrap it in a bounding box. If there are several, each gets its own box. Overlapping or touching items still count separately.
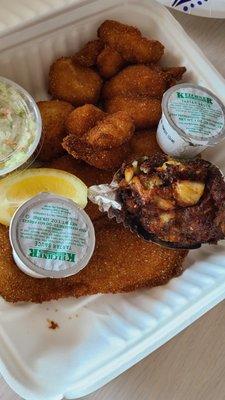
[129,130,163,159]
[73,39,103,67]
[49,57,102,106]
[98,20,164,64]
[102,65,186,129]
[0,219,187,303]
[66,104,106,137]
[163,66,187,84]
[63,104,134,169]
[62,136,131,170]
[37,100,74,162]
[49,155,114,220]
[86,111,134,148]
[97,47,125,78]
[105,97,162,130]
[102,65,168,100]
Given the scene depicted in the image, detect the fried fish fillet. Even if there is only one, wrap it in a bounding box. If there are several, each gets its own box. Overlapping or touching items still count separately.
[98,20,164,64]
[0,219,187,303]
[37,100,74,162]
[49,57,102,106]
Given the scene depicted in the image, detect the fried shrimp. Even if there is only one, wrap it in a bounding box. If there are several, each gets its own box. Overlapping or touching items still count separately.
[103,64,186,129]
[98,20,164,64]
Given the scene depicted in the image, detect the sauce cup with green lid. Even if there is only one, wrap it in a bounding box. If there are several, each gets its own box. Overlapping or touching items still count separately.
[157,83,225,158]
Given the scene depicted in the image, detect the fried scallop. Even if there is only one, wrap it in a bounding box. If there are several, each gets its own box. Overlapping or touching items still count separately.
[37,100,74,161]
[49,57,102,106]
[97,47,125,78]
[0,219,187,303]
[98,20,164,64]
[105,97,162,130]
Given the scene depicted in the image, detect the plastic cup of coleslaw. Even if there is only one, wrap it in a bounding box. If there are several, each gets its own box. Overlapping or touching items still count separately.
[0,76,42,178]
[156,83,225,158]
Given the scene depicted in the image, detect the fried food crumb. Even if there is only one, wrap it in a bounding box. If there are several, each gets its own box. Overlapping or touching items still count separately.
[47,319,59,330]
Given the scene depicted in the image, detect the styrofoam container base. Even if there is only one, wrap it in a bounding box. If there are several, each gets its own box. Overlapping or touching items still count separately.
[1,1,225,399]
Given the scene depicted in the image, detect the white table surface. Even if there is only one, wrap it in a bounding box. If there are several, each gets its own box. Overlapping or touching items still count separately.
[1,8,225,400]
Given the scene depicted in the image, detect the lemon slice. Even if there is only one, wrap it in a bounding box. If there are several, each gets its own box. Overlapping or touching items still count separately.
[0,168,87,226]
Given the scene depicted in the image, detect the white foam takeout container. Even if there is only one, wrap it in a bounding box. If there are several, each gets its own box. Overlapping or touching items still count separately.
[0,1,225,399]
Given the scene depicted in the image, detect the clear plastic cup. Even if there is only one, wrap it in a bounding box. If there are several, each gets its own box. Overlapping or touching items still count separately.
[157,83,225,158]
[0,76,42,178]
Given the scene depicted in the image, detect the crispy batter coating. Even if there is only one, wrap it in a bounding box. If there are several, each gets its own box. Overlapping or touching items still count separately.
[63,136,131,170]
[102,65,168,100]
[105,97,162,130]
[103,65,186,129]
[49,57,102,106]
[0,219,187,303]
[129,130,163,159]
[163,66,187,84]
[86,111,134,148]
[37,100,74,162]
[63,104,134,169]
[97,47,125,78]
[98,20,164,64]
[49,155,114,220]
[73,39,103,67]
[66,104,106,137]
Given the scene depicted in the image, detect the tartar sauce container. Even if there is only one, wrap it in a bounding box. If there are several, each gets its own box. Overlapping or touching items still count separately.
[157,83,225,157]
[0,77,42,178]
[9,193,95,278]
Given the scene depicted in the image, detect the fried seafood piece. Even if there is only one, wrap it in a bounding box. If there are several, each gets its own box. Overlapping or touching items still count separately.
[49,57,102,106]
[49,155,114,220]
[103,65,186,100]
[65,104,134,148]
[96,47,125,78]
[73,39,103,67]
[98,20,164,64]
[129,130,163,159]
[63,135,130,170]
[105,97,162,130]
[37,100,74,162]
[63,104,135,169]
[103,65,186,129]
[66,104,106,137]
[0,218,187,303]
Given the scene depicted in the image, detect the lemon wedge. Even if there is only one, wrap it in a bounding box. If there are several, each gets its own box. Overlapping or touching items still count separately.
[0,168,87,226]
